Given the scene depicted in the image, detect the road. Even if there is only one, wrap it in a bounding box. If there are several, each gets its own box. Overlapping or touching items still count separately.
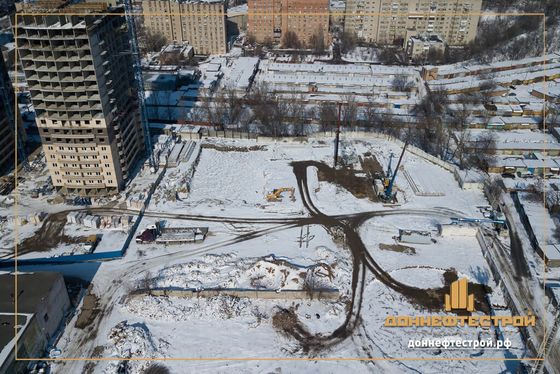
[480,196,560,373]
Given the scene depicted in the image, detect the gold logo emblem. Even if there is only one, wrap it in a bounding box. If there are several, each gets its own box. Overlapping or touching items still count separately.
[445,278,474,312]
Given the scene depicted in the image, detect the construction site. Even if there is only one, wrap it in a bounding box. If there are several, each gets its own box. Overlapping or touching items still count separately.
[0,0,559,373]
[2,129,557,374]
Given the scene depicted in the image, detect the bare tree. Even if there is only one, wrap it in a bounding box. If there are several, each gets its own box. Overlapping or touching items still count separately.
[412,89,452,158]
[248,82,286,137]
[282,30,302,49]
[479,78,498,105]
[318,101,338,132]
[222,86,244,128]
[341,94,358,130]
[143,363,171,374]
[378,46,407,65]
[391,75,414,92]
[246,33,256,45]
[286,91,307,136]
[200,93,227,130]
[137,23,168,53]
[339,31,358,54]
[471,132,497,170]
[363,99,380,132]
[263,37,275,49]
[309,28,326,54]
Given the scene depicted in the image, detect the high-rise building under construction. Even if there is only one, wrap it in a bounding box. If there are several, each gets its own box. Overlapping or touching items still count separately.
[16,3,145,195]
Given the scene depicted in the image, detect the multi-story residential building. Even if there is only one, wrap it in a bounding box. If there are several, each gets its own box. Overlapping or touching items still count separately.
[247,0,330,46]
[0,50,18,174]
[345,0,482,46]
[16,4,145,195]
[141,0,227,55]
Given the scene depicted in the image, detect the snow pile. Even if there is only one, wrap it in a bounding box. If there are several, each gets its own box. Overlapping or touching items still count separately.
[148,253,338,291]
[102,321,169,374]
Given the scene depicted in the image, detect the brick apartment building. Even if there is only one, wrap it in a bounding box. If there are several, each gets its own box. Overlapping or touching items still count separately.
[141,0,227,55]
[247,0,330,47]
[345,0,482,46]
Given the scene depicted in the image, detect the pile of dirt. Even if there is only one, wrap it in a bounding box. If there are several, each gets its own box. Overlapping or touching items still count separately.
[360,153,384,176]
[312,162,377,202]
[379,243,416,255]
[19,211,89,255]
[75,286,101,329]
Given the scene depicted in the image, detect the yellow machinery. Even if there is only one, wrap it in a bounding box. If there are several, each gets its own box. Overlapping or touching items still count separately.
[266,187,296,202]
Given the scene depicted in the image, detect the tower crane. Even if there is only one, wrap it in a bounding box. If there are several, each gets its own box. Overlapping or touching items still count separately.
[122,0,154,169]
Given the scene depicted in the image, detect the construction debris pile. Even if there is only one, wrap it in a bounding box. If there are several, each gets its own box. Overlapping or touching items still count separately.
[161,143,202,201]
[6,212,47,226]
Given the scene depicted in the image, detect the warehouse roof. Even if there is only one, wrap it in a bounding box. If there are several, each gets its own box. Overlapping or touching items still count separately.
[0,272,63,314]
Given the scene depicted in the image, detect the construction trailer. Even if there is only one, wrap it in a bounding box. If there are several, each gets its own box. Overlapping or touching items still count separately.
[136,222,209,244]
[156,227,209,245]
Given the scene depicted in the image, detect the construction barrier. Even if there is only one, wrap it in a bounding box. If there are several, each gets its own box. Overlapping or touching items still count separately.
[130,287,340,301]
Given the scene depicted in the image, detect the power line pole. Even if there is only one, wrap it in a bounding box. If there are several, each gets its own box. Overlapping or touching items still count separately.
[334,102,341,167]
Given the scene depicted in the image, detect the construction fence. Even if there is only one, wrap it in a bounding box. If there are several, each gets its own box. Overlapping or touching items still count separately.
[130,287,340,301]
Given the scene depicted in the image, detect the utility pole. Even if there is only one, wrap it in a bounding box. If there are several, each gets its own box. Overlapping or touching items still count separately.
[334,102,342,167]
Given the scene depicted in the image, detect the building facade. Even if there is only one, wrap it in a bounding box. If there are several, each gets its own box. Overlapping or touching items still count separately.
[247,0,330,46]
[16,6,145,195]
[141,0,227,55]
[0,51,17,174]
[344,0,482,46]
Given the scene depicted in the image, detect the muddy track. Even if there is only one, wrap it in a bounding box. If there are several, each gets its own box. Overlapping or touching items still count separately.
[53,159,491,363]
[284,161,491,353]
[90,207,303,225]
[17,210,90,256]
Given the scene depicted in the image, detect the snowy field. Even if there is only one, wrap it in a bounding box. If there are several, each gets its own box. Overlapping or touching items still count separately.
[27,137,525,374]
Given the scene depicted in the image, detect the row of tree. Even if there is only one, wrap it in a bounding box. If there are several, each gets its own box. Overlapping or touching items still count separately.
[246,29,327,55]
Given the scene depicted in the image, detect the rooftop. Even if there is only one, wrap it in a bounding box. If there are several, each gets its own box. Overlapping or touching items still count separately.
[0,313,33,368]
[0,272,63,314]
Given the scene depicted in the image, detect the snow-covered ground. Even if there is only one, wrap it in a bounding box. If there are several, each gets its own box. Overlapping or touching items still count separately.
[24,136,525,373]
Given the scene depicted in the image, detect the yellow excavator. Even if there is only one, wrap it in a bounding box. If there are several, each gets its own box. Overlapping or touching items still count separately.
[266,187,296,202]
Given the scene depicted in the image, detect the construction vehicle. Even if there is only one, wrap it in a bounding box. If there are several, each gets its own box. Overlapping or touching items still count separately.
[266,187,296,202]
[385,152,395,182]
[382,142,408,202]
